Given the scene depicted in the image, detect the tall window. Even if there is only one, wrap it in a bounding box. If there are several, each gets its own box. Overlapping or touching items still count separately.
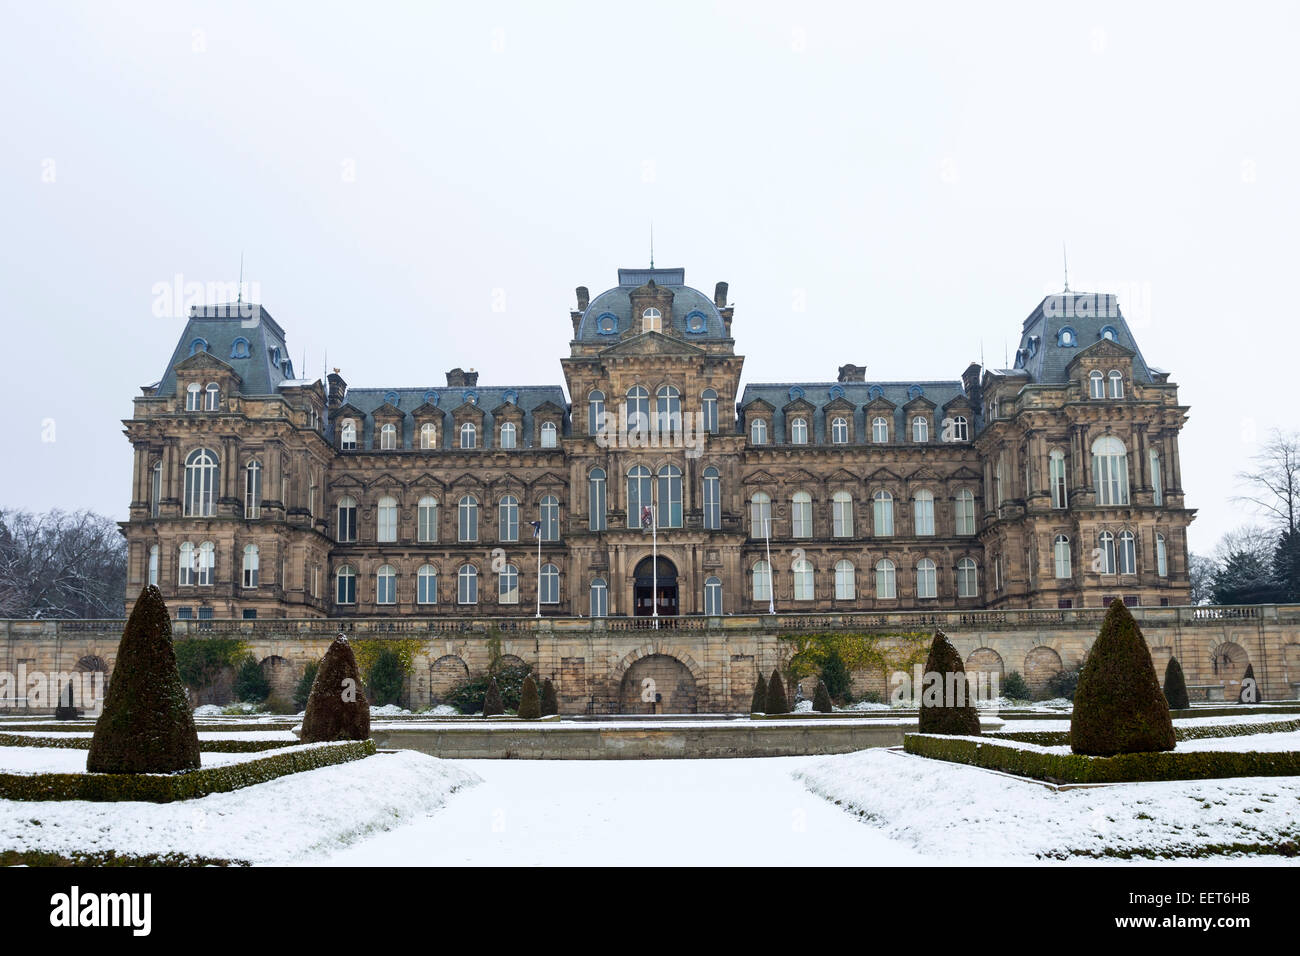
[752,560,772,602]
[1098,531,1116,575]
[417,565,438,604]
[458,495,479,542]
[750,418,768,445]
[1108,370,1124,399]
[701,389,718,434]
[588,390,605,436]
[916,559,937,599]
[750,492,772,538]
[912,416,928,442]
[420,422,438,449]
[376,565,396,605]
[1054,535,1072,578]
[178,541,195,586]
[588,470,607,531]
[657,466,683,528]
[1092,436,1130,505]
[336,565,356,604]
[627,466,652,528]
[913,490,935,536]
[704,576,723,616]
[875,559,896,599]
[380,423,397,450]
[948,416,969,442]
[417,496,438,542]
[791,417,808,444]
[340,419,357,450]
[244,461,262,518]
[377,496,397,543]
[539,563,560,604]
[457,564,478,604]
[957,557,978,598]
[834,560,856,600]
[1118,531,1137,575]
[994,456,1005,507]
[204,383,219,411]
[499,495,519,542]
[873,491,894,536]
[1150,450,1163,506]
[872,417,889,443]
[242,544,259,588]
[148,545,159,586]
[459,423,476,449]
[183,449,219,517]
[792,491,812,538]
[1050,449,1068,509]
[656,385,681,436]
[832,491,853,537]
[540,421,558,448]
[955,489,976,535]
[702,467,721,531]
[337,496,357,543]
[500,422,517,449]
[792,558,814,601]
[185,383,201,411]
[197,542,214,586]
[626,386,649,433]
[1156,533,1168,577]
[540,495,560,541]
[498,564,519,604]
[1089,370,1105,399]
[831,417,849,444]
[150,462,162,518]
[642,307,662,332]
[590,578,609,617]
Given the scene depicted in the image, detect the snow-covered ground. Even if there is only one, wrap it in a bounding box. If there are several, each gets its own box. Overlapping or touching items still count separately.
[1000,713,1299,733]
[1,729,299,742]
[0,743,327,774]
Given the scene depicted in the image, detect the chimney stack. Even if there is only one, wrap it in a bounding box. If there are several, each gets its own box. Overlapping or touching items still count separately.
[446,368,479,387]
[714,281,729,308]
[837,364,866,384]
[326,369,347,408]
[576,286,590,311]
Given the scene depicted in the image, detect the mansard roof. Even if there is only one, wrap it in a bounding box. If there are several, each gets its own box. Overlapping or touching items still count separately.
[738,380,967,444]
[1013,292,1157,386]
[158,303,295,397]
[575,267,727,342]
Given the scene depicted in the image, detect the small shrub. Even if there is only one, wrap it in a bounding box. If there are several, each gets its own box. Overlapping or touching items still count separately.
[750,673,768,714]
[264,693,296,715]
[292,661,318,712]
[1239,663,1263,703]
[917,629,981,736]
[856,690,883,705]
[819,648,852,703]
[483,677,504,717]
[300,635,370,743]
[365,647,406,707]
[175,637,245,694]
[1043,663,1082,701]
[1163,657,1191,710]
[1000,671,1031,700]
[517,675,541,719]
[233,655,271,704]
[766,669,789,715]
[812,680,833,713]
[447,662,533,714]
[540,678,559,717]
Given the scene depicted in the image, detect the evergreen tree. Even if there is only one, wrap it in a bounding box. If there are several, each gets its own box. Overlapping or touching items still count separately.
[517,675,541,719]
[1239,662,1263,703]
[300,634,370,743]
[765,669,789,715]
[292,661,319,712]
[483,676,504,716]
[819,648,852,703]
[1212,549,1285,605]
[365,647,406,707]
[1163,656,1190,710]
[1274,526,1300,603]
[1001,670,1030,701]
[750,672,768,714]
[86,586,201,773]
[917,629,981,736]
[812,680,833,713]
[1070,599,1175,755]
[233,654,271,703]
[539,677,559,716]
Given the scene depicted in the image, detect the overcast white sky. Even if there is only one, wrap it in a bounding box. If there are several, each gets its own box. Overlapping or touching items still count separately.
[3,1,1296,554]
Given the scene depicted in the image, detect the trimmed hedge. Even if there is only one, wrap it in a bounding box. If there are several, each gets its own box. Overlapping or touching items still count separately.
[988,717,1300,747]
[0,733,297,753]
[904,733,1300,784]
[0,740,375,803]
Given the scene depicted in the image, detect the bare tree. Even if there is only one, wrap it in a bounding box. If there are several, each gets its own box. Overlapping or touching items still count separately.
[1234,429,1300,535]
[0,509,127,619]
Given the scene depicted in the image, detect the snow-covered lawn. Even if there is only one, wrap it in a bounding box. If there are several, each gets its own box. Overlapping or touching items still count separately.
[1001,713,1299,733]
[928,730,1300,756]
[0,751,479,864]
[0,743,319,774]
[1,729,298,742]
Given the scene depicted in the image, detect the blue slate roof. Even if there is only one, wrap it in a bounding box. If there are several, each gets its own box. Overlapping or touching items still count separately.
[339,385,569,450]
[157,304,293,397]
[738,381,971,444]
[576,267,727,342]
[1013,293,1156,384]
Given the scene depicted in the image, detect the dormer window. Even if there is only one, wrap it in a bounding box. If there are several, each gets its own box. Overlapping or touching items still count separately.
[791,417,808,444]
[642,308,662,333]
[379,423,398,450]
[384,390,400,407]
[540,421,558,448]
[911,416,929,442]
[597,313,618,334]
[230,337,251,359]
[1058,327,1076,347]
[340,418,357,450]
[185,383,201,411]
[1108,369,1124,398]
[1100,325,1118,342]
[419,423,438,449]
[685,311,707,333]
[189,338,209,356]
[460,422,477,449]
[1089,370,1105,399]
[204,383,220,411]
[750,418,768,445]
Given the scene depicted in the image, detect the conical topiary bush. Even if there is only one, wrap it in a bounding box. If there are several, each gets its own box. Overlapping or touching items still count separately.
[517,675,541,719]
[1163,656,1190,710]
[300,634,370,743]
[812,679,833,714]
[1070,599,1175,755]
[86,586,201,773]
[917,629,981,736]
[540,677,559,717]
[750,672,768,714]
[483,676,504,716]
[766,669,789,715]
[1238,663,1263,703]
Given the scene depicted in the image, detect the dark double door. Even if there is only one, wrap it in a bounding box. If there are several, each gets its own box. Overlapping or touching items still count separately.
[633,556,678,617]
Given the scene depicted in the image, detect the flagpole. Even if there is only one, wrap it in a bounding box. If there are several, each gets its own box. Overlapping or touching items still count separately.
[651,500,659,629]
[764,514,775,615]
[536,522,542,618]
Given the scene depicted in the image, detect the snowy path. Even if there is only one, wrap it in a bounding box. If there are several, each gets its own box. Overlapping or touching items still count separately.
[318,756,935,866]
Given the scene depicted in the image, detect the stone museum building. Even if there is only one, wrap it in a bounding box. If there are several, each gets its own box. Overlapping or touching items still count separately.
[121,267,1194,622]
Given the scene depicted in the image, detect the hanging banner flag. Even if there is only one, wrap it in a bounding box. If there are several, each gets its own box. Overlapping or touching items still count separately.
[641,505,653,530]
[530,520,542,538]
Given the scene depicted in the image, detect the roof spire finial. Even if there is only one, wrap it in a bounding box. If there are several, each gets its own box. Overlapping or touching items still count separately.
[237,251,244,304]
[650,221,654,269]
[1062,241,1070,293]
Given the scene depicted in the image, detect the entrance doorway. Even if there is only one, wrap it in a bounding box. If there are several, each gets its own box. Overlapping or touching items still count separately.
[633,556,678,617]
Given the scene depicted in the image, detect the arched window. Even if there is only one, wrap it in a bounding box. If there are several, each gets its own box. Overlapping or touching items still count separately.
[750,492,772,538]
[873,491,894,537]
[498,564,520,604]
[228,337,247,359]
[1098,531,1116,575]
[1119,530,1137,575]
[642,307,662,332]
[957,557,978,598]
[183,449,219,517]
[947,416,969,442]
[955,489,976,535]
[791,491,812,538]
[994,456,1005,507]
[590,578,609,617]
[539,563,560,604]
[1089,370,1105,399]
[458,495,479,542]
[457,564,478,604]
[376,565,397,605]
[1156,533,1168,577]
[148,544,160,586]
[204,383,219,411]
[701,389,719,434]
[1092,436,1130,505]
[704,576,723,616]
[791,417,809,445]
[912,416,928,443]
[654,466,682,528]
[497,495,518,542]
[459,422,477,449]
[197,541,214,586]
[752,560,772,602]
[185,383,201,411]
[377,496,397,543]
[337,496,357,543]
[872,416,889,443]
[656,385,681,436]
[540,495,560,541]
[336,565,356,604]
[244,460,262,519]
[242,544,259,588]
[189,338,208,356]
[1150,450,1163,506]
[540,421,558,448]
[875,559,897,599]
[792,557,814,601]
[834,560,856,600]
[340,419,357,450]
[499,422,517,449]
[419,422,438,450]
[832,491,854,537]
[916,559,937,599]
[380,423,397,450]
[750,418,768,445]
[417,565,438,605]
[150,462,162,518]
[178,542,195,586]
[1050,449,1068,509]
[702,467,721,530]
[913,489,935,536]
[1108,370,1124,399]
[626,386,649,433]
[831,417,849,444]
[1054,534,1072,578]
[588,390,605,436]
[627,465,653,529]
[417,496,438,543]
[589,469,607,531]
